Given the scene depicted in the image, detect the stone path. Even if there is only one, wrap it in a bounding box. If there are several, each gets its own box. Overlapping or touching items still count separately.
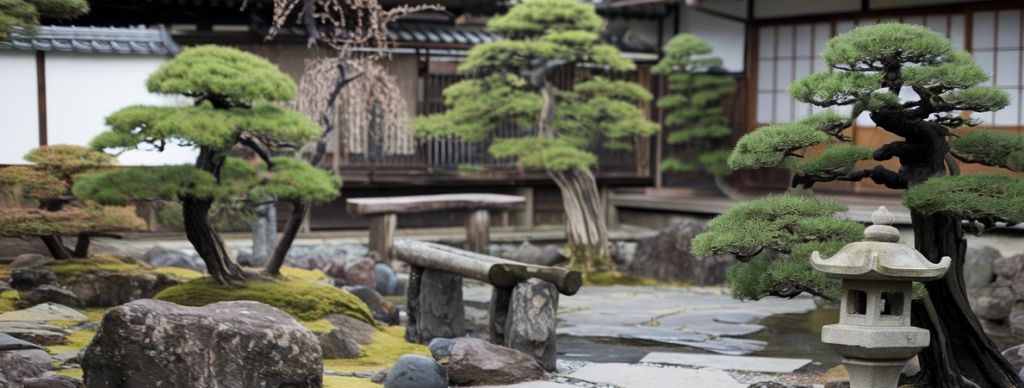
[640,352,812,373]
[567,363,748,388]
[465,285,816,356]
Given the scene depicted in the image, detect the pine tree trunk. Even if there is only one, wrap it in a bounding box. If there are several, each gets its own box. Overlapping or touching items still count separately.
[548,168,611,273]
[181,195,249,285]
[265,200,308,276]
[39,235,72,260]
[911,210,1023,388]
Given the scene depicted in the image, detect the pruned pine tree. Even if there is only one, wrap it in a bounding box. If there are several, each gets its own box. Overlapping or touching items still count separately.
[77,45,338,285]
[695,24,1024,388]
[0,0,88,39]
[651,34,737,196]
[0,145,146,259]
[415,0,658,273]
[263,0,440,272]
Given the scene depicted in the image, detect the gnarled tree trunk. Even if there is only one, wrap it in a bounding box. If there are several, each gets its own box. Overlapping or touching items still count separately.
[181,195,249,285]
[911,211,1022,388]
[548,167,611,273]
[265,200,308,276]
[39,235,72,260]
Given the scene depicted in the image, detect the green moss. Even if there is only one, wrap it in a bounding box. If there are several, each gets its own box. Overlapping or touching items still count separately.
[0,290,19,312]
[55,367,83,380]
[300,318,336,334]
[46,329,95,354]
[281,267,327,282]
[151,266,205,281]
[155,277,375,323]
[44,255,146,278]
[322,326,429,374]
[324,376,380,388]
[584,271,690,287]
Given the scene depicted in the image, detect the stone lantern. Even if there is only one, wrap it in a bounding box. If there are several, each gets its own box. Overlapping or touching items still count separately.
[811,206,951,388]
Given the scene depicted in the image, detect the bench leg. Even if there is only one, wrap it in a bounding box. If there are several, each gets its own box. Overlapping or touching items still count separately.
[465,209,490,254]
[408,268,465,344]
[505,279,558,371]
[404,265,423,343]
[489,286,513,345]
[368,213,397,263]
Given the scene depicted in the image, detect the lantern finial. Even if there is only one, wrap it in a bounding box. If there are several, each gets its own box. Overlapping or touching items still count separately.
[865,206,900,243]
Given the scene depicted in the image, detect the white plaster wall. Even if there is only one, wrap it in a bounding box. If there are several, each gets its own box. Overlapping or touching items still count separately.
[682,7,746,72]
[44,53,196,166]
[0,52,40,165]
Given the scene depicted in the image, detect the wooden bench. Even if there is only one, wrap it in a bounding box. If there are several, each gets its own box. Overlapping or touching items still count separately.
[346,193,526,259]
[394,239,581,371]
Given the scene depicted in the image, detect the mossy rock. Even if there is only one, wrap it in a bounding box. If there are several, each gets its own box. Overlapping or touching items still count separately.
[155,277,375,324]
[38,256,183,308]
[44,255,147,278]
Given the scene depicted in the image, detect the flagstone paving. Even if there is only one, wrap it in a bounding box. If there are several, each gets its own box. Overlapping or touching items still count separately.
[567,363,748,388]
[640,352,813,373]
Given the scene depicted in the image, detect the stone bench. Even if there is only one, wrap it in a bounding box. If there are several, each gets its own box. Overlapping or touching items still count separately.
[345,193,526,261]
[393,239,581,370]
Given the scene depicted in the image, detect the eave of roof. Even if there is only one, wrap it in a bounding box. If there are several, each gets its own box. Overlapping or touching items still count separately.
[0,25,180,56]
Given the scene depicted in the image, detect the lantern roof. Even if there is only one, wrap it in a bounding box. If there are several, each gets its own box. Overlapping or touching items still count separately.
[811,206,951,281]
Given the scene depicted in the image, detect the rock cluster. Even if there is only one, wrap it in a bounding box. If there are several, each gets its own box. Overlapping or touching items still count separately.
[624,220,735,285]
[8,254,179,308]
[965,246,1024,335]
[384,337,547,388]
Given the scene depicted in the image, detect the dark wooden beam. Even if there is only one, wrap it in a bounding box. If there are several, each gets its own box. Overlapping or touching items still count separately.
[35,50,47,146]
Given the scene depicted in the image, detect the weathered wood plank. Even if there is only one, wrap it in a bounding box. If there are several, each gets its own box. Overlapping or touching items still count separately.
[346,193,525,216]
[368,213,397,262]
[465,209,490,254]
[392,239,583,295]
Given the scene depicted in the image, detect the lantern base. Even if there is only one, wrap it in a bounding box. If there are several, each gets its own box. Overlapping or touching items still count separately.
[843,357,906,388]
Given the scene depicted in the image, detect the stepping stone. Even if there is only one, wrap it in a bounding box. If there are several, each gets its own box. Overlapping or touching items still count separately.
[0,303,87,323]
[568,363,746,388]
[559,324,767,355]
[641,352,813,373]
[477,382,578,388]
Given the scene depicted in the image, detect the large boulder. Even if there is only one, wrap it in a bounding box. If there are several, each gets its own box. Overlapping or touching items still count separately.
[384,355,447,388]
[0,332,52,386]
[434,337,546,386]
[81,299,322,388]
[626,221,734,285]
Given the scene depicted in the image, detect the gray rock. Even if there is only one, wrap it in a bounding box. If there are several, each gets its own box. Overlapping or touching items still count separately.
[428,338,454,362]
[0,280,9,292]
[81,299,322,388]
[325,314,375,345]
[281,244,359,271]
[972,284,1016,320]
[52,350,81,365]
[747,383,813,388]
[407,268,464,344]
[446,337,546,386]
[10,268,57,290]
[1001,343,1024,379]
[384,355,447,388]
[994,254,1023,279]
[344,257,376,289]
[23,285,82,308]
[0,347,52,385]
[11,254,54,269]
[509,242,565,267]
[141,246,205,271]
[626,221,735,285]
[505,279,558,371]
[320,329,363,359]
[965,246,1001,290]
[21,375,84,388]
[0,303,87,323]
[1010,302,1024,338]
[344,285,399,325]
[0,332,44,351]
[0,326,66,346]
[373,263,400,296]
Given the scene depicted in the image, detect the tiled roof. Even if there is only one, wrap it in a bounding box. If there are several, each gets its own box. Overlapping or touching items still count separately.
[387,24,498,45]
[0,25,180,55]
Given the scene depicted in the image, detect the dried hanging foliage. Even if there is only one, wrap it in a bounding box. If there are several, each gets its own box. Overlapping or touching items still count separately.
[265,0,441,159]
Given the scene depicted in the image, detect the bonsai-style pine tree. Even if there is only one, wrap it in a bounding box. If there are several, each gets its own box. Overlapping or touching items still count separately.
[652,34,737,196]
[415,0,658,272]
[76,45,338,284]
[0,145,146,259]
[0,0,88,39]
[695,24,1024,387]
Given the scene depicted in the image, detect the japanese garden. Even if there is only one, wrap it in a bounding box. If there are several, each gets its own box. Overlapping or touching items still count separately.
[1,0,1023,388]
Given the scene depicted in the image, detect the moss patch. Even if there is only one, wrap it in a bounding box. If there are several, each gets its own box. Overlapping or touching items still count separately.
[151,266,205,281]
[584,271,690,287]
[324,375,380,388]
[45,255,146,277]
[46,329,95,354]
[155,277,374,323]
[322,326,429,374]
[301,318,336,334]
[281,267,327,282]
[56,367,83,380]
[0,290,19,312]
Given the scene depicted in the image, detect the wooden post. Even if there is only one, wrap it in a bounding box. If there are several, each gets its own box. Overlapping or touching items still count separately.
[509,187,534,229]
[368,213,397,262]
[489,286,513,345]
[466,209,490,254]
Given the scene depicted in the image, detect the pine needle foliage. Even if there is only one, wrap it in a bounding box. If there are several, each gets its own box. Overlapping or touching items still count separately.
[701,23,1022,304]
[652,34,736,176]
[414,0,655,172]
[0,0,88,40]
